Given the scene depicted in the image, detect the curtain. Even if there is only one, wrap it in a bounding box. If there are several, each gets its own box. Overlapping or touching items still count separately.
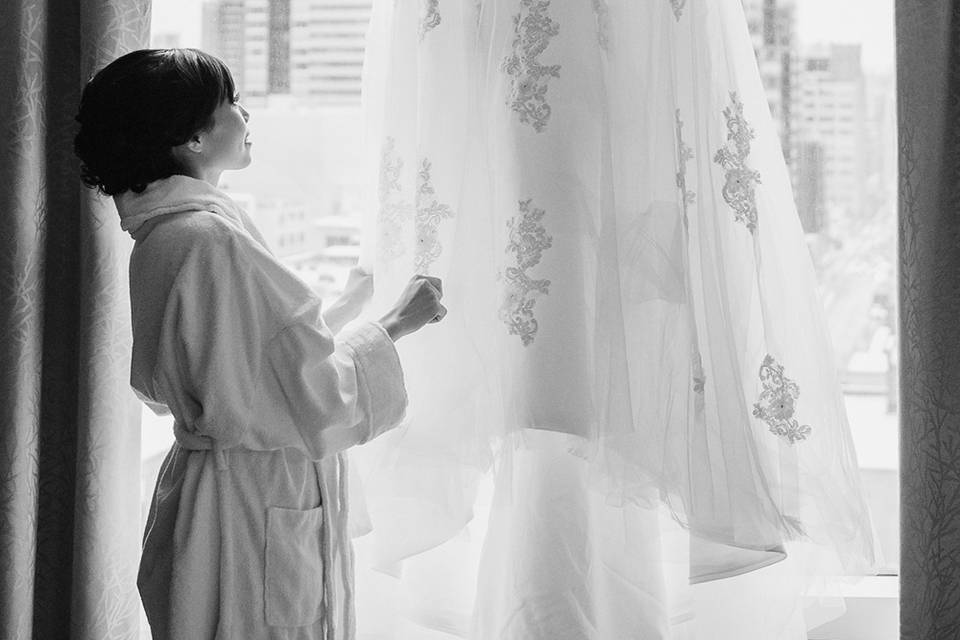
[897,2,960,639]
[0,2,150,638]
[350,0,879,637]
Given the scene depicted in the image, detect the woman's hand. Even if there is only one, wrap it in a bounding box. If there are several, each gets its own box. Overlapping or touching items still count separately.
[379,275,446,341]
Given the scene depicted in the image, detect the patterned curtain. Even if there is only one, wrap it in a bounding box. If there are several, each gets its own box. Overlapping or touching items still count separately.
[898,2,960,639]
[0,2,150,638]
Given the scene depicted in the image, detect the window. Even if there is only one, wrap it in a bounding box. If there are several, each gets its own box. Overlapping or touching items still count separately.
[786,0,897,636]
[146,1,897,637]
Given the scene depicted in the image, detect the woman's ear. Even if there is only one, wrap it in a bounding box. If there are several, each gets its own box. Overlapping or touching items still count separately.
[183,133,203,154]
[170,134,203,171]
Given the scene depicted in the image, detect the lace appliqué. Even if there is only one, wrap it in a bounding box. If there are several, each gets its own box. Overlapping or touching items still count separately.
[670,0,687,20]
[713,92,761,233]
[378,137,412,260]
[414,159,454,274]
[500,199,553,346]
[692,349,706,417]
[592,0,610,50]
[676,110,696,223]
[692,350,705,394]
[501,0,561,133]
[420,0,441,40]
[752,355,812,444]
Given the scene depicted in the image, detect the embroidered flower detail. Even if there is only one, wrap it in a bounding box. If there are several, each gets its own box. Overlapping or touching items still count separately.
[752,355,812,444]
[414,159,454,274]
[420,0,441,40]
[501,0,561,133]
[592,0,610,50]
[670,0,687,20]
[692,348,706,415]
[713,92,761,233]
[378,137,413,260]
[676,110,696,217]
[692,349,705,394]
[500,199,553,346]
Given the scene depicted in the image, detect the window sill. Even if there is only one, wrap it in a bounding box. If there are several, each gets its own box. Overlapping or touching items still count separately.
[807,576,898,640]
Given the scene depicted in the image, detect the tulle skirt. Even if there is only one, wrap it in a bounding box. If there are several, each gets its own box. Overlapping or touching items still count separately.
[348,0,880,636]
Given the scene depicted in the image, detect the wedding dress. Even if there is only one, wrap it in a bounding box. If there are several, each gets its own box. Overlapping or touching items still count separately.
[348,0,880,637]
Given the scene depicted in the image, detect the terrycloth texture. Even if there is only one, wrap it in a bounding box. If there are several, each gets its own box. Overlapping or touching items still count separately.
[120,176,407,639]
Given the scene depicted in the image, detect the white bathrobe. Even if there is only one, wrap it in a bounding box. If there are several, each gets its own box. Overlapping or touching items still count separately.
[118,176,407,640]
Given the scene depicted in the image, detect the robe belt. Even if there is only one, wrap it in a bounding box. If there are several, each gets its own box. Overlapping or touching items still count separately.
[173,420,230,470]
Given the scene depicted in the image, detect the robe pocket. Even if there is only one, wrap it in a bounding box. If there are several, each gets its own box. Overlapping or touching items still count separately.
[264,505,325,627]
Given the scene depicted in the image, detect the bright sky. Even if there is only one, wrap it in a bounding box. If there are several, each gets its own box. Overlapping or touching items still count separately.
[152,0,203,47]
[795,0,895,73]
[151,0,895,73]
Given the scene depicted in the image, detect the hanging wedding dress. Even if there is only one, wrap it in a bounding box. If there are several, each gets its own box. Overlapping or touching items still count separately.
[348,0,880,637]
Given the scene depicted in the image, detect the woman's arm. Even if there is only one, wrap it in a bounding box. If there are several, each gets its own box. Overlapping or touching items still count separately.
[154,224,443,459]
[251,275,445,458]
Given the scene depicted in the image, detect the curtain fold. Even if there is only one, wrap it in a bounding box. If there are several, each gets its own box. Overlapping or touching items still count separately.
[897,2,960,639]
[0,2,150,638]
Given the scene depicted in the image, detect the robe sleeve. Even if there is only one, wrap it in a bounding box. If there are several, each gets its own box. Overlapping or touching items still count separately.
[154,223,407,459]
[254,320,408,458]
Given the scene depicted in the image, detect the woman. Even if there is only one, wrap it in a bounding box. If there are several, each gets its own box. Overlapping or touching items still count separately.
[74,48,444,639]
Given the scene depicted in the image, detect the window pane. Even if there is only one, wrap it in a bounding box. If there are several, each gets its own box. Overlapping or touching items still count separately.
[751,0,899,576]
[144,1,898,636]
[148,0,899,566]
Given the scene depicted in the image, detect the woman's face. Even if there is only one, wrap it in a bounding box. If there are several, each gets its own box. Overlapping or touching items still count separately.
[199,96,252,173]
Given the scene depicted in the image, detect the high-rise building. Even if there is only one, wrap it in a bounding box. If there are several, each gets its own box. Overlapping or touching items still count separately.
[202,0,293,99]
[241,0,270,97]
[269,0,292,93]
[796,44,867,228]
[290,0,370,103]
[202,0,371,105]
[794,141,826,233]
[863,72,897,223]
[741,0,798,170]
[203,0,249,94]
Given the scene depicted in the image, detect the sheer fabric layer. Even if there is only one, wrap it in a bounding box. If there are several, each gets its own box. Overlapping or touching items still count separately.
[351,0,879,637]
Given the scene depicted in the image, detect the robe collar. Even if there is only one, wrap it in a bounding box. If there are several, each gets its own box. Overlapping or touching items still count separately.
[114,175,245,239]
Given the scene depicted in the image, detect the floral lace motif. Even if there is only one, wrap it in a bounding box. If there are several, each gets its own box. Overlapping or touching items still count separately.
[752,355,812,444]
[592,0,610,50]
[500,199,553,346]
[676,110,696,221]
[713,92,761,233]
[670,0,687,20]
[414,159,454,274]
[501,0,561,133]
[692,348,706,417]
[378,137,412,260]
[420,0,441,40]
[692,349,705,394]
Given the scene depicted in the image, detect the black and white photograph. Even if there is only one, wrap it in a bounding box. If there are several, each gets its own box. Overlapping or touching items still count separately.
[1,0,951,639]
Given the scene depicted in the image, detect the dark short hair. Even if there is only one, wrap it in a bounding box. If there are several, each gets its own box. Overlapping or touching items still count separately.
[74,48,236,196]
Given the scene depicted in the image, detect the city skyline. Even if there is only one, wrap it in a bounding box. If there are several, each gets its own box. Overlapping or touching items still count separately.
[152,0,896,73]
[151,0,895,262]
[201,0,371,103]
